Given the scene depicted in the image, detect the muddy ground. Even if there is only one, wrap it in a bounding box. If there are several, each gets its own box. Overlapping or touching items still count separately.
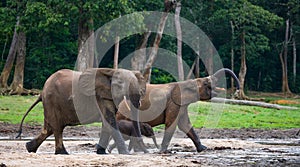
[0,123,299,167]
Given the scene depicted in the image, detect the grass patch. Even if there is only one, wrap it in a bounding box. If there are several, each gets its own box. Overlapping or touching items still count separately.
[0,95,299,129]
[0,95,44,124]
[188,101,300,129]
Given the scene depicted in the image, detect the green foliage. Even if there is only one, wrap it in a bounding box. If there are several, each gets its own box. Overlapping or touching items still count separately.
[151,68,176,84]
[0,0,299,92]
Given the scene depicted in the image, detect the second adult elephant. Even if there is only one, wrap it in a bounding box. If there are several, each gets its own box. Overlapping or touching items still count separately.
[16,68,147,154]
[116,68,240,152]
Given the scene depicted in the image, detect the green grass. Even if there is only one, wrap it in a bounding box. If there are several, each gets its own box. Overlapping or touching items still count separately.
[0,95,299,129]
[188,100,300,129]
[0,95,44,124]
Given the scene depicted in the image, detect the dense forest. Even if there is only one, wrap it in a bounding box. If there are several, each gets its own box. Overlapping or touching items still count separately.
[0,0,299,95]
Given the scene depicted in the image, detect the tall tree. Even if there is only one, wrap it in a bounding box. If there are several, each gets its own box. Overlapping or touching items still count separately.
[143,0,176,80]
[0,1,29,94]
[175,1,184,81]
[0,17,19,89]
[210,0,282,98]
[10,31,26,94]
[279,19,292,94]
[76,1,95,71]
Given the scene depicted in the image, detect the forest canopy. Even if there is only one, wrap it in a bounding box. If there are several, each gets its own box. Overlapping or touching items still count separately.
[0,0,299,94]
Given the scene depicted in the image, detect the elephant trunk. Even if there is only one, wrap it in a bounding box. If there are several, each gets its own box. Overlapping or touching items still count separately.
[212,68,240,90]
[151,136,160,149]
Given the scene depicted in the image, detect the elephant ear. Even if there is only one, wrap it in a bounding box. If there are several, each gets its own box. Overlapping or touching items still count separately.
[171,80,200,106]
[78,68,113,99]
[111,69,134,107]
[78,68,97,96]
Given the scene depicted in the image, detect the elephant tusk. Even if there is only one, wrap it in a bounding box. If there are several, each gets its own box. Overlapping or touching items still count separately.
[123,96,131,111]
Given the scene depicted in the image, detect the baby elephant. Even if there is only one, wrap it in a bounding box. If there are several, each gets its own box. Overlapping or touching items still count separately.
[108,120,159,153]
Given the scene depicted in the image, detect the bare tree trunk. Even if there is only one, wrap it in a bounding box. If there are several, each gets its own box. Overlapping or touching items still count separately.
[175,2,183,81]
[280,19,292,94]
[205,47,213,75]
[292,36,296,85]
[230,20,235,91]
[1,35,8,60]
[131,32,151,71]
[0,17,19,88]
[77,14,95,71]
[186,56,199,79]
[113,36,120,69]
[238,30,247,99]
[143,0,175,80]
[194,55,200,78]
[212,97,298,110]
[10,31,26,95]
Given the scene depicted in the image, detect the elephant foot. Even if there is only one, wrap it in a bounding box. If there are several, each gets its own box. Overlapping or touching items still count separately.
[158,149,172,154]
[134,138,148,153]
[96,144,107,154]
[55,148,69,155]
[197,144,207,152]
[118,149,130,155]
[133,146,149,153]
[26,140,38,153]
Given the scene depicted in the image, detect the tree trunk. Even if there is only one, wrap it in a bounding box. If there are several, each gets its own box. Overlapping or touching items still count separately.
[238,30,247,99]
[186,56,199,79]
[211,98,298,110]
[10,31,26,95]
[230,20,235,91]
[292,35,296,85]
[205,47,214,75]
[113,36,120,69]
[280,19,292,94]
[131,32,151,71]
[77,15,95,71]
[175,2,184,81]
[194,55,200,78]
[143,0,175,80]
[0,17,19,88]
[1,35,8,60]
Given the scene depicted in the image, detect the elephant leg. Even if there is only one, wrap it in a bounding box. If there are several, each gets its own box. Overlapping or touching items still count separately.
[26,122,53,153]
[160,121,177,153]
[160,105,180,153]
[98,100,129,154]
[53,128,68,155]
[178,111,207,152]
[97,125,111,154]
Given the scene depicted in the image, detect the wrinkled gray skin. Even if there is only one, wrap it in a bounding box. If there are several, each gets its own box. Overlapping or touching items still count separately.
[116,68,240,153]
[107,120,159,153]
[16,68,147,154]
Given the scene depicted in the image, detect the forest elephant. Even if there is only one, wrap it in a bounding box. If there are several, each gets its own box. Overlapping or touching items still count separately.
[116,68,240,153]
[16,68,147,154]
[107,120,159,153]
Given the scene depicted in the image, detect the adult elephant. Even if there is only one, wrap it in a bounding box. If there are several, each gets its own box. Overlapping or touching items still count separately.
[116,68,240,153]
[16,68,147,154]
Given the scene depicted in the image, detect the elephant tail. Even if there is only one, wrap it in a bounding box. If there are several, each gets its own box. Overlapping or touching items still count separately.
[16,95,42,139]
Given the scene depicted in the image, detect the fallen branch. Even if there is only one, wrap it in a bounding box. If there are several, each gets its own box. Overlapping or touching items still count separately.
[211,97,298,110]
